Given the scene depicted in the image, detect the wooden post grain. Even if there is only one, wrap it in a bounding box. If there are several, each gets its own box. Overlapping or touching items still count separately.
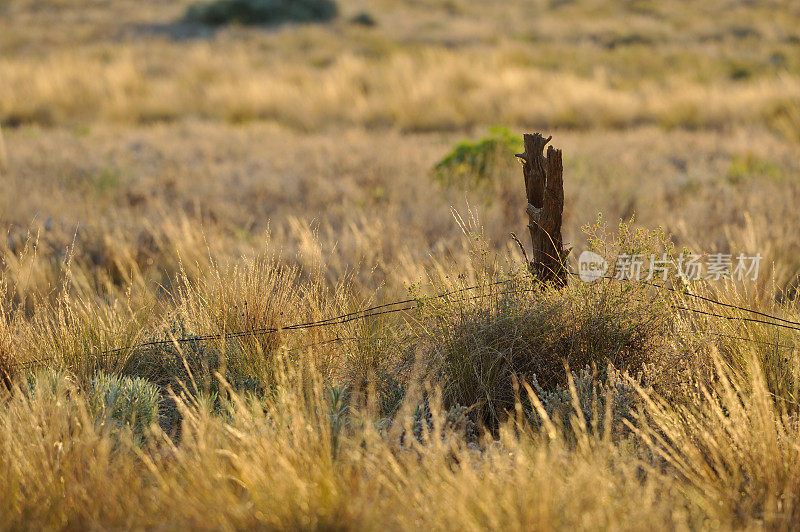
[516,133,568,287]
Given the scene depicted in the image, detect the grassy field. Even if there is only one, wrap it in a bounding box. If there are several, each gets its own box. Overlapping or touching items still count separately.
[2,0,800,529]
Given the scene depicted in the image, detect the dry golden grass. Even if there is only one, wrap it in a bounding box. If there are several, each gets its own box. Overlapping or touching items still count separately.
[1,220,798,528]
[2,332,799,529]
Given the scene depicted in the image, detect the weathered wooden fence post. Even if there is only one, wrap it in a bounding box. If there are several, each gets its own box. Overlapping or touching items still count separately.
[516,133,568,287]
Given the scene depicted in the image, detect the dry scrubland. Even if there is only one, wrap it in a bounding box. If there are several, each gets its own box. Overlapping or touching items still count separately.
[2,0,800,529]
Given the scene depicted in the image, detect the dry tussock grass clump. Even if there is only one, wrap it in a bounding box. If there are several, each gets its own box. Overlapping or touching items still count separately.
[670,282,800,411]
[634,355,800,528]
[173,254,304,383]
[416,275,673,430]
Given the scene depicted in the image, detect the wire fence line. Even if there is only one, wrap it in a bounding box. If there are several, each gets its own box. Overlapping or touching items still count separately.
[6,279,528,372]
[6,271,800,373]
[701,331,798,351]
[674,305,800,332]
[564,269,800,327]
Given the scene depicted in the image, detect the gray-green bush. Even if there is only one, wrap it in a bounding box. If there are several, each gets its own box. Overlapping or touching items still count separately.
[185,0,338,26]
[88,372,160,437]
[527,365,644,439]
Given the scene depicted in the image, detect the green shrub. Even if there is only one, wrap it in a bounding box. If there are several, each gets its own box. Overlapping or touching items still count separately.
[89,372,161,437]
[186,0,338,26]
[326,382,349,458]
[22,369,160,440]
[432,126,521,188]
